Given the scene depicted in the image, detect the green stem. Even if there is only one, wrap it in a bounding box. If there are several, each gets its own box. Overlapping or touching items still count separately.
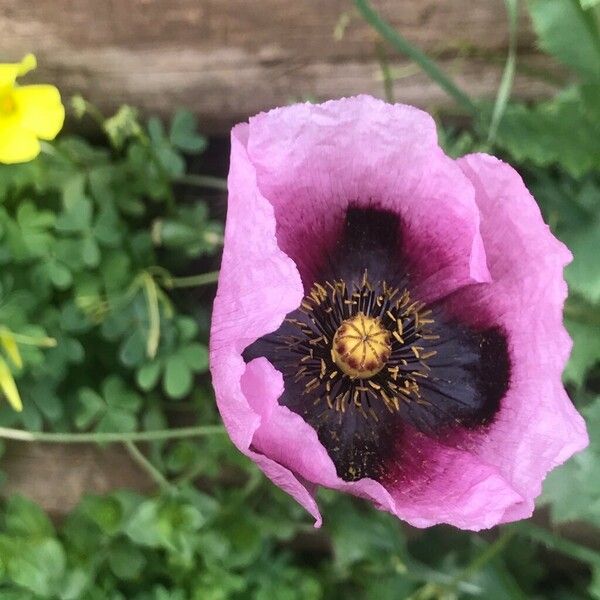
[124,440,174,492]
[352,0,478,115]
[404,532,515,600]
[163,271,220,288]
[0,425,226,444]
[564,298,600,326]
[175,174,228,191]
[517,522,600,568]
[79,98,106,129]
[375,42,395,103]
[9,332,57,348]
[453,530,515,586]
[488,0,518,142]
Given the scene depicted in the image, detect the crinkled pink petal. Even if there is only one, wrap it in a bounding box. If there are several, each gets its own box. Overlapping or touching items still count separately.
[437,153,589,522]
[241,358,396,515]
[241,357,523,530]
[246,96,489,302]
[210,123,321,525]
[385,431,525,529]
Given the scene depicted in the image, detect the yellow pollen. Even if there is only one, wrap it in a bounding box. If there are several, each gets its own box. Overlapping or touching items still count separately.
[331,312,391,379]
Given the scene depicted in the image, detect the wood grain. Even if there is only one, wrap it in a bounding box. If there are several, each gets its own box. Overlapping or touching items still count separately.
[1,0,562,132]
[1,441,153,517]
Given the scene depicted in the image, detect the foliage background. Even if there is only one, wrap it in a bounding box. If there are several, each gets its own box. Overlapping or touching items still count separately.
[1,0,600,598]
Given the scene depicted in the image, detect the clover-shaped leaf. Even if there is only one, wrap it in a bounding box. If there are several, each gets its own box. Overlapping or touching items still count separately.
[6,201,55,260]
[148,117,185,178]
[75,376,141,432]
[136,342,208,400]
[169,110,207,154]
[55,194,122,269]
[152,203,223,258]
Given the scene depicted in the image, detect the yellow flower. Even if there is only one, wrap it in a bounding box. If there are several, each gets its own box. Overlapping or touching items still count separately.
[0,54,65,164]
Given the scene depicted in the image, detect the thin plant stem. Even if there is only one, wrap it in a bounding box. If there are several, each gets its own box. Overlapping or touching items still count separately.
[565,297,600,325]
[517,522,600,568]
[0,425,226,444]
[488,0,518,142]
[124,440,174,492]
[375,41,395,103]
[449,530,516,590]
[175,174,228,191]
[404,532,515,600]
[162,271,220,288]
[7,332,57,347]
[352,0,478,115]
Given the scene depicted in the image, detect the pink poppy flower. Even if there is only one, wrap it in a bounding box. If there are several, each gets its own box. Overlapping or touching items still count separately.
[209,95,588,530]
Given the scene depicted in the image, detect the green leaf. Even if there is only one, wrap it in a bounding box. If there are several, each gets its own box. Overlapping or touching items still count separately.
[564,318,600,386]
[165,440,204,474]
[148,117,185,177]
[493,90,600,177]
[93,207,122,247]
[59,568,90,600]
[124,497,205,553]
[147,117,165,145]
[55,197,93,233]
[61,174,87,210]
[107,540,146,580]
[581,82,600,119]
[82,236,101,268]
[164,356,193,399]
[103,376,142,412]
[75,388,105,429]
[542,396,600,526]
[100,251,131,293]
[327,497,407,575]
[136,361,162,391]
[179,343,209,372]
[564,218,600,303]
[96,408,137,433]
[7,538,66,597]
[528,0,600,80]
[119,330,147,368]
[15,202,55,257]
[169,110,208,153]
[176,316,198,341]
[103,105,143,150]
[47,260,73,289]
[5,496,54,538]
[78,494,124,535]
[75,378,140,432]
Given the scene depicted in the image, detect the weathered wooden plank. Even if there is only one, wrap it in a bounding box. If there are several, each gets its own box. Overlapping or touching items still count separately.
[1,442,153,517]
[1,0,561,132]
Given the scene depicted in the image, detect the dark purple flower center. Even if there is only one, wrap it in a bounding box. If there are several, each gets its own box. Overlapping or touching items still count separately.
[245,207,510,482]
[282,273,439,419]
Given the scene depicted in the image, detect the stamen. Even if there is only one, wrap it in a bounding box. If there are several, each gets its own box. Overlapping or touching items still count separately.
[279,272,438,420]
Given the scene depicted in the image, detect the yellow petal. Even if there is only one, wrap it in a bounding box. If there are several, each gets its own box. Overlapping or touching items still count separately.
[0,121,41,164]
[13,84,65,140]
[0,54,37,87]
[0,356,23,412]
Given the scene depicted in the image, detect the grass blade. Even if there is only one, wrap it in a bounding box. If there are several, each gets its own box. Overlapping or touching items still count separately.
[488,0,519,142]
[352,0,478,115]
